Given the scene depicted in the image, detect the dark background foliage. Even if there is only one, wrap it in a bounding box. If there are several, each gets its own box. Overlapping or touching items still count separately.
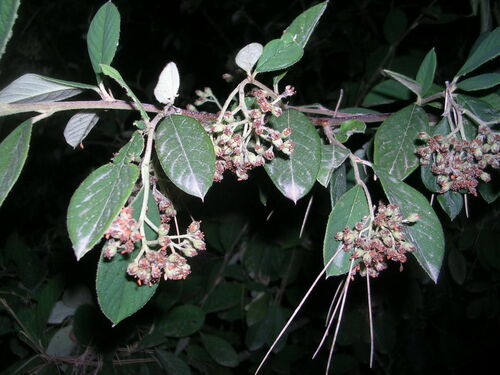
[0,0,499,374]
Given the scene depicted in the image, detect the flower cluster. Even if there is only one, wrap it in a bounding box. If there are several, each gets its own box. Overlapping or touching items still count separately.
[335,203,419,278]
[199,86,295,181]
[103,207,143,258]
[416,125,499,195]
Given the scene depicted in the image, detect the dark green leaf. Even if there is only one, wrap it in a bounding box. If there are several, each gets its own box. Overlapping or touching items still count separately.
[336,120,366,143]
[329,162,347,208]
[383,70,421,97]
[201,333,239,368]
[448,249,466,285]
[246,294,270,326]
[323,185,369,276]
[0,0,20,61]
[155,115,215,199]
[0,119,32,207]
[96,189,159,325]
[362,79,411,107]
[457,73,500,91]
[456,27,500,77]
[383,8,408,44]
[317,144,349,187]
[245,305,291,351]
[203,282,244,313]
[437,191,463,221]
[284,1,328,48]
[159,304,205,337]
[420,164,440,193]
[378,171,445,282]
[67,136,141,260]
[416,48,437,96]
[255,37,303,73]
[87,2,120,74]
[456,94,500,123]
[264,109,321,203]
[4,234,43,288]
[478,180,500,203]
[155,350,192,375]
[374,104,428,180]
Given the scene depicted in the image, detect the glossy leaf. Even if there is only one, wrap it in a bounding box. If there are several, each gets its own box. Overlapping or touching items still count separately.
[329,162,346,208]
[255,37,303,73]
[67,136,142,260]
[317,144,349,187]
[323,185,369,276]
[383,69,421,97]
[284,1,328,48]
[456,94,500,123]
[100,64,149,121]
[264,109,321,203]
[0,119,33,208]
[159,304,205,337]
[374,104,428,180]
[416,48,437,96]
[0,0,20,61]
[235,43,263,74]
[336,120,366,143]
[87,2,120,74]
[156,350,192,375]
[378,171,445,283]
[437,191,463,221]
[96,189,159,325]
[112,130,144,164]
[457,73,500,91]
[420,164,439,193]
[201,333,239,368]
[456,27,500,77]
[0,74,82,104]
[155,115,215,199]
[63,113,99,148]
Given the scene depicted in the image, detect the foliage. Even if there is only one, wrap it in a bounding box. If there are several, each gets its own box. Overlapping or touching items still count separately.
[0,0,499,374]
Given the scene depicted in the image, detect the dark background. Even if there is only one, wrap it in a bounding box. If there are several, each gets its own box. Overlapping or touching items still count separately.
[0,0,499,374]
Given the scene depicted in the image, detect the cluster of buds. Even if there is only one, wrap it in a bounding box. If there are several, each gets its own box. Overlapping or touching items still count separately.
[103,207,143,258]
[335,203,419,278]
[208,87,296,181]
[416,125,499,195]
[152,183,177,223]
[193,87,218,107]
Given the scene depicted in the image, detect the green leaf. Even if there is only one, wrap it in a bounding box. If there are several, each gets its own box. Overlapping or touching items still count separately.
[96,189,159,325]
[67,136,142,260]
[264,109,321,203]
[100,64,149,121]
[374,104,428,180]
[448,249,466,285]
[112,130,144,164]
[437,191,463,221]
[383,69,421,98]
[0,0,20,61]
[63,113,99,149]
[317,144,349,187]
[0,119,32,208]
[155,115,215,199]
[159,304,205,337]
[87,2,120,74]
[457,73,500,91]
[478,180,500,203]
[416,48,437,96]
[456,94,500,123]
[203,282,244,313]
[362,79,411,107]
[329,162,347,208]
[201,333,239,368]
[35,75,98,91]
[255,37,304,73]
[155,350,192,375]
[246,294,270,326]
[0,74,83,104]
[456,27,500,77]
[336,120,366,143]
[284,1,328,48]
[420,164,440,193]
[383,8,408,44]
[245,305,291,351]
[323,185,369,276]
[378,171,445,283]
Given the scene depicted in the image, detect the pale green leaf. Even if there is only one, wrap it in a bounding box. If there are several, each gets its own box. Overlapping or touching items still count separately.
[317,144,349,187]
[378,171,445,283]
[374,104,428,180]
[437,191,463,221]
[0,119,32,207]
[100,64,149,121]
[457,73,500,91]
[0,0,20,61]
[96,189,159,324]
[0,74,82,104]
[235,43,263,74]
[63,113,99,148]
[383,69,421,98]
[416,48,437,96]
[264,109,321,203]
[155,115,215,199]
[201,333,239,368]
[336,120,366,143]
[87,2,120,74]
[284,1,328,48]
[255,37,303,73]
[323,185,369,277]
[456,27,500,77]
